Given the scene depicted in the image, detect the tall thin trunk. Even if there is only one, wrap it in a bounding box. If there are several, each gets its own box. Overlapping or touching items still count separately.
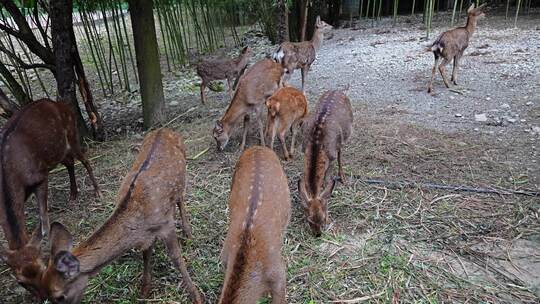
[277,0,289,43]
[128,0,165,129]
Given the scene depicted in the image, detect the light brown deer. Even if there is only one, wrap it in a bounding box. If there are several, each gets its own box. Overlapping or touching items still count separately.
[265,87,308,160]
[427,3,485,93]
[298,90,353,237]
[213,58,284,151]
[197,46,253,104]
[219,146,291,304]
[39,129,203,304]
[0,99,100,300]
[272,16,332,92]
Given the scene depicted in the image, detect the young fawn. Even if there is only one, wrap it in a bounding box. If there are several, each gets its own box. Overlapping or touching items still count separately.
[298,91,353,237]
[219,146,291,304]
[40,129,203,304]
[0,99,100,300]
[427,3,485,93]
[197,46,253,104]
[272,16,332,92]
[213,58,284,151]
[265,87,308,160]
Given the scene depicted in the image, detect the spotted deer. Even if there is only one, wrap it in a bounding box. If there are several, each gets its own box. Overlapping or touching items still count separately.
[219,146,291,304]
[213,58,284,151]
[272,16,332,92]
[197,46,253,104]
[298,90,353,237]
[39,129,203,304]
[427,3,486,93]
[0,99,100,300]
[265,87,308,160]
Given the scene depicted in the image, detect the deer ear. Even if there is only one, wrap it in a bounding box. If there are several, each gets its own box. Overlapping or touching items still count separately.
[50,222,73,257]
[241,46,248,53]
[298,178,310,209]
[29,225,43,248]
[316,16,321,25]
[54,251,80,279]
[467,3,475,13]
[319,179,336,200]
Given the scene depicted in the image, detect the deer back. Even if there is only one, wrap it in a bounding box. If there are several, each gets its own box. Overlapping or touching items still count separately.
[219,146,291,303]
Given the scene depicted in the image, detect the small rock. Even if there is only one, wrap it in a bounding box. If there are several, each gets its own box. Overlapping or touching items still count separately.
[475,113,488,122]
[455,113,463,118]
[486,97,491,101]
[170,100,179,106]
[533,126,540,134]
[507,118,517,123]
[474,128,479,132]
[526,101,533,106]
[501,103,511,109]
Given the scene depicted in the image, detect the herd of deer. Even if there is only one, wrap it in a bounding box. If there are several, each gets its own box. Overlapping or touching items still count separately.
[0,4,486,303]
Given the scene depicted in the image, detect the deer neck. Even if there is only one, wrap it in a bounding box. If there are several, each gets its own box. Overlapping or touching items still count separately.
[72,213,134,276]
[465,16,478,35]
[221,94,248,129]
[311,28,324,52]
[235,54,249,72]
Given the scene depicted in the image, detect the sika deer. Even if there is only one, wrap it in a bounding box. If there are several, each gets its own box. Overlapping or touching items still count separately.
[219,146,291,304]
[265,87,308,160]
[272,16,332,93]
[0,99,100,300]
[213,58,284,151]
[197,46,253,104]
[427,3,486,93]
[298,90,353,237]
[40,129,203,304]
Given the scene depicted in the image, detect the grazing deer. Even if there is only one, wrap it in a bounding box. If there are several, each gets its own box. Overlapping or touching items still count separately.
[427,3,486,93]
[219,146,291,304]
[265,87,308,160]
[40,129,203,304]
[197,46,253,104]
[0,99,100,299]
[213,58,284,151]
[298,90,353,237]
[272,16,332,93]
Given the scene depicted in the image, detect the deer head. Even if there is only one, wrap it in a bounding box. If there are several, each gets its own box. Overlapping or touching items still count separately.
[41,222,88,304]
[0,227,47,300]
[315,16,333,32]
[240,46,253,57]
[213,120,230,151]
[298,178,336,237]
[467,3,486,19]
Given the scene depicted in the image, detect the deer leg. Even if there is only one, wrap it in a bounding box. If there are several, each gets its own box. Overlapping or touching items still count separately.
[301,66,308,93]
[267,117,278,150]
[63,157,78,204]
[163,230,203,304]
[240,115,250,151]
[75,151,101,199]
[438,58,451,88]
[200,80,207,105]
[258,110,266,147]
[269,261,287,304]
[140,245,153,298]
[451,54,462,85]
[176,195,193,239]
[290,121,299,157]
[278,130,290,160]
[226,77,234,98]
[338,149,347,184]
[427,55,440,93]
[35,180,49,237]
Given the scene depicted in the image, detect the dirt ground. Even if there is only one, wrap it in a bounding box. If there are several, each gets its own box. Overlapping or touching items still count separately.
[1,10,539,304]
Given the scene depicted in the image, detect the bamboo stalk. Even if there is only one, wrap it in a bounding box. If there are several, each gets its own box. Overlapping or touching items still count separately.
[514,0,522,28]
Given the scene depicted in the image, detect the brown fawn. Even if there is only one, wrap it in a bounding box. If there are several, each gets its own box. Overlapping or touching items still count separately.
[427,3,485,93]
[219,146,291,303]
[272,16,332,92]
[213,58,284,151]
[197,46,253,104]
[0,99,100,300]
[298,90,353,237]
[40,129,203,304]
[265,87,308,160]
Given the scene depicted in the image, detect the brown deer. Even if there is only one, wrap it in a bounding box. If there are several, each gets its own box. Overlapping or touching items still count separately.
[0,99,100,299]
[219,146,291,304]
[427,3,486,93]
[39,129,203,304]
[197,46,253,104]
[265,86,308,160]
[213,58,284,151]
[272,16,332,93]
[298,90,353,237]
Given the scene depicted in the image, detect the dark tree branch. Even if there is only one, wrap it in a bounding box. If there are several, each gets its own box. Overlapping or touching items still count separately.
[0,45,55,71]
[0,62,31,107]
[0,86,20,118]
[32,2,51,50]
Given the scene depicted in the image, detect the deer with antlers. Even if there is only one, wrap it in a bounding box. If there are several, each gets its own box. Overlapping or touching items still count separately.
[427,3,486,93]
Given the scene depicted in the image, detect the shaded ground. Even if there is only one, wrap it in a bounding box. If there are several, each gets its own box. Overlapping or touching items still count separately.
[1,10,539,304]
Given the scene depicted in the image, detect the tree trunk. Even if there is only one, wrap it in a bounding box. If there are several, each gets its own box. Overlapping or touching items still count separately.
[50,0,89,138]
[276,0,290,43]
[128,0,166,129]
[300,0,310,41]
